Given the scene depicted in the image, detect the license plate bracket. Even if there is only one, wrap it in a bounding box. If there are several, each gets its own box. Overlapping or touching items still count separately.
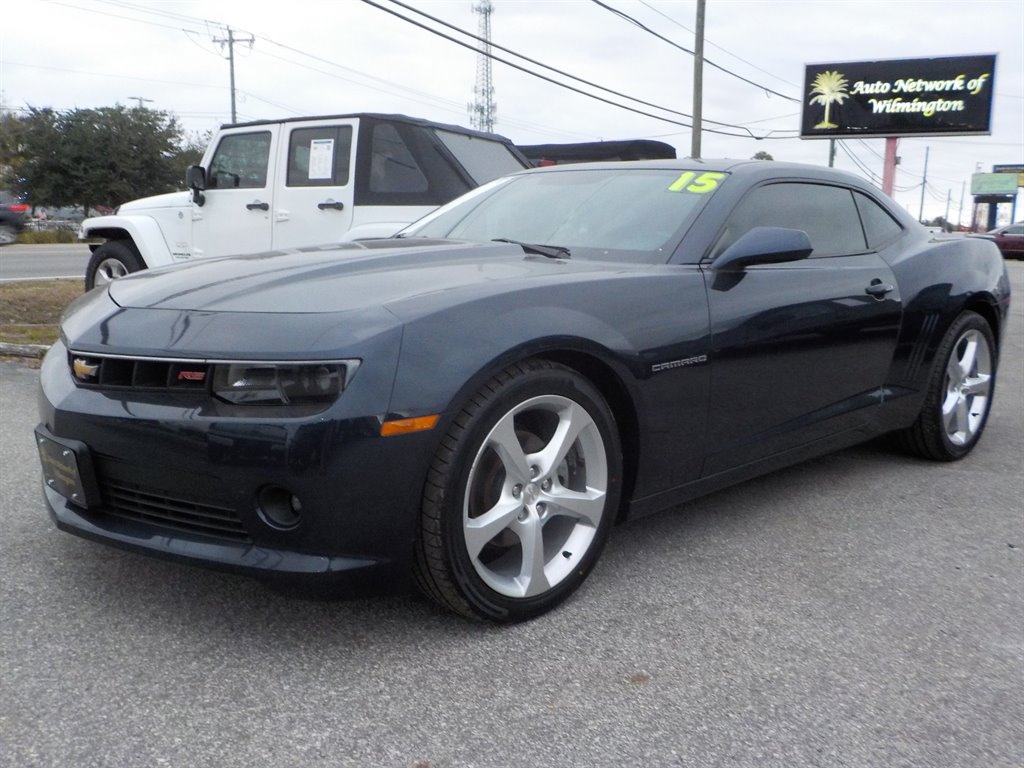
[35,427,101,509]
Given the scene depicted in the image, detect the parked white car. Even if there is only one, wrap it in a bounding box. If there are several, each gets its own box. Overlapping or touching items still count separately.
[79,113,529,288]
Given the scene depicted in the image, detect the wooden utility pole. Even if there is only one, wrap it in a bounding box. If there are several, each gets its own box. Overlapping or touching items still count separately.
[212,27,254,124]
[691,0,706,159]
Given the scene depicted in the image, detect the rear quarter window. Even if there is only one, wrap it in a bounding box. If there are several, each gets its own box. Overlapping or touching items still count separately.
[854,191,904,249]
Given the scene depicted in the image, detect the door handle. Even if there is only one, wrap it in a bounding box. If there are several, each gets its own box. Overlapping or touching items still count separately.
[317,200,345,211]
[865,280,895,297]
[246,201,270,211]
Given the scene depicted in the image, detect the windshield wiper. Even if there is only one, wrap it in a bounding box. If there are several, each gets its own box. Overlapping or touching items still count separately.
[492,238,571,259]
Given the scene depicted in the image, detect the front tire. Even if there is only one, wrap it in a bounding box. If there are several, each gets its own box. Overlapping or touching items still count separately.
[897,310,997,461]
[414,360,622,622]
[85,240,144,290]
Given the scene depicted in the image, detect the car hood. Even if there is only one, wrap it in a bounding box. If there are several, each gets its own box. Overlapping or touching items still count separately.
[106,240,636,319]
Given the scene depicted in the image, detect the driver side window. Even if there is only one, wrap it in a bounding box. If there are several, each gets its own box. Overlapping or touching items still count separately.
[208,132,272,189]
[715,182,868,258]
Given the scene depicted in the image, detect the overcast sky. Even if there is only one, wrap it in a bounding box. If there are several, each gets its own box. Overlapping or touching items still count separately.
[3,0,1022,223]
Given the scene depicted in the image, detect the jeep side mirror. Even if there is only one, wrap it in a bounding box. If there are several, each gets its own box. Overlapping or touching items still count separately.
[186,165,207,206]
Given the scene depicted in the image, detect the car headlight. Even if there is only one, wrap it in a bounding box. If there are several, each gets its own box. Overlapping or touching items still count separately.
[211,361,359,406]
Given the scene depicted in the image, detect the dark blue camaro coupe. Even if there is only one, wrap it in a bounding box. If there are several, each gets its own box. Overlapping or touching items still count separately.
[37,161,1011,622]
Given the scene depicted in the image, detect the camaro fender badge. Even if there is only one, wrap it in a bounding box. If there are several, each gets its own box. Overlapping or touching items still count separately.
[72,357,100,381]
[651,354,709,374]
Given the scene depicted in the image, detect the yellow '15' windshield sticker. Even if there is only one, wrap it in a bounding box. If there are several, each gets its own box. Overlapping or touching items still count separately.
[668,171,726,193]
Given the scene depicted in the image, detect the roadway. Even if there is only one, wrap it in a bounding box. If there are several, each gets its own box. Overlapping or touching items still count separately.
[0,243,91,282]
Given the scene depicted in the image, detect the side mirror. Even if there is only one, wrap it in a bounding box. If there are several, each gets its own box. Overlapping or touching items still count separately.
[711,226,814,271]
[186,165,207,206]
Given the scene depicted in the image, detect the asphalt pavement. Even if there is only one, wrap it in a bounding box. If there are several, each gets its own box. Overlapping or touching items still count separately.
[1,263,1022,768]
[0,243,91,282]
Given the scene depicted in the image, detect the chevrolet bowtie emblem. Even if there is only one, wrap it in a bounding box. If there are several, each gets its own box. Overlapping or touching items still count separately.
[72,357,100,381]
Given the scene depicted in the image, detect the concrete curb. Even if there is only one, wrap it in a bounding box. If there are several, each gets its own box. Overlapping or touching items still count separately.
[0,342,50,358]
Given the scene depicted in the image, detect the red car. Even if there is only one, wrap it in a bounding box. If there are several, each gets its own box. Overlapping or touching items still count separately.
[0,192,29,246]
[984,222,1024,260]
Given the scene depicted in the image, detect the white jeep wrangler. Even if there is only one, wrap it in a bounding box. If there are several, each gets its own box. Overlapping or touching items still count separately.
[80,113,528,288]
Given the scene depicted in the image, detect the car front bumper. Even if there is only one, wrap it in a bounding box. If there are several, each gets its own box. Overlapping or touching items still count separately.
[36,340,439,591]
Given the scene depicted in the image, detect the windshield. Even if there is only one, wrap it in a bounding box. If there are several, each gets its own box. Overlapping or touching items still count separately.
[401,167,726,263]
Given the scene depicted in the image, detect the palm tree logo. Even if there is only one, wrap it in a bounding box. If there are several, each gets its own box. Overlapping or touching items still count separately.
[809,70,849,129]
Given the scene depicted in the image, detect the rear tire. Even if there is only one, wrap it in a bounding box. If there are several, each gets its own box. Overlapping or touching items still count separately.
[413,359,622,622]
[896,310,996,461]
[0,224,17,245]
[85,240,144,290]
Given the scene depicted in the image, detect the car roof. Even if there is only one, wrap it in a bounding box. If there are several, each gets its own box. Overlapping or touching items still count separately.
[516,158,897,199]
[506,158,918,231]
[518,157,870,184]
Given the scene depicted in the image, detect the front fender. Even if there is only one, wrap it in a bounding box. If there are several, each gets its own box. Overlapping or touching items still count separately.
[79,215,180,269]
[386,269,712,501]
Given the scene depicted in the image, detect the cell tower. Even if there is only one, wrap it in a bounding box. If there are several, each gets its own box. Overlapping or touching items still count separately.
[469,1,496,133]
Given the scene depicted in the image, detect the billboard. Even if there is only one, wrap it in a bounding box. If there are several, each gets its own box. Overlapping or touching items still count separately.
[971,174,1019,196]
[801,55,996,139]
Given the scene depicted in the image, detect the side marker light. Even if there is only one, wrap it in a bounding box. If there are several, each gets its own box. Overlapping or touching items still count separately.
[380,415,440,437]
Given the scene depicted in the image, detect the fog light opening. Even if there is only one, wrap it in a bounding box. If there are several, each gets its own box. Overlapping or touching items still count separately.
[257,485,303,530]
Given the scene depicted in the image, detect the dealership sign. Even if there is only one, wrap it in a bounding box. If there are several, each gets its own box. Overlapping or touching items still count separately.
[801,55,996,138]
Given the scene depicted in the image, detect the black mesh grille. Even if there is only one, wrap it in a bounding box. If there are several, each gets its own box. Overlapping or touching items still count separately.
[98,478,251,542]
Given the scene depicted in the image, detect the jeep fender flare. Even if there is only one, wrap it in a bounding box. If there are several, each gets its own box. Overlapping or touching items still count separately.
[81,215,175,269]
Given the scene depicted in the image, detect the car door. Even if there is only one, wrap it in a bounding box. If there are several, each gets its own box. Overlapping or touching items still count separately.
[272,119,357,250]
[995,223,1023,258]
[700,181,903,476]
[192,128,277,258]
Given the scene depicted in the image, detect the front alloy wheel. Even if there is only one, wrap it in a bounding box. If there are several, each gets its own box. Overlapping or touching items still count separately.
[463,392,609,599]
[414,360,622,622]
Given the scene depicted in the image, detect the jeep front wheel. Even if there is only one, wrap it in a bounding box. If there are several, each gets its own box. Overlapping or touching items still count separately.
[85,240,144,290]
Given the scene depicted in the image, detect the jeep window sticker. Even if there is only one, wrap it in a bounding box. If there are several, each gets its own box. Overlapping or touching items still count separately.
[308,139,335,180]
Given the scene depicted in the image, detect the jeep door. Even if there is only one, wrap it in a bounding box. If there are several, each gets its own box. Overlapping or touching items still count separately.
[272,119,357,250]
[193,128,277,258]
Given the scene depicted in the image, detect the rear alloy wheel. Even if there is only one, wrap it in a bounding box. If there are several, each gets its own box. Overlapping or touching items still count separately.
[0,224,17,245]
[85,240,144,290]
[414,360,622,622]
[898,310,997,461]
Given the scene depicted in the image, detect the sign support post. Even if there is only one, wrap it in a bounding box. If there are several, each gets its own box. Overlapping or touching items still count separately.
[882,138,898,196]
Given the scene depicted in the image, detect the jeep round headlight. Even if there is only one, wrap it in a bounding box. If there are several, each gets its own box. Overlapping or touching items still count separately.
[211,361,358,405]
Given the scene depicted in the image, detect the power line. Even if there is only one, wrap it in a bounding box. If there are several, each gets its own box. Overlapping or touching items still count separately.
[359,0,700,133]
[383,0,705,125]
[590,0,800,103]
[636,0,799,88]
[47,0,211,35]
[360,0,794,139]
[248,45,595,140]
